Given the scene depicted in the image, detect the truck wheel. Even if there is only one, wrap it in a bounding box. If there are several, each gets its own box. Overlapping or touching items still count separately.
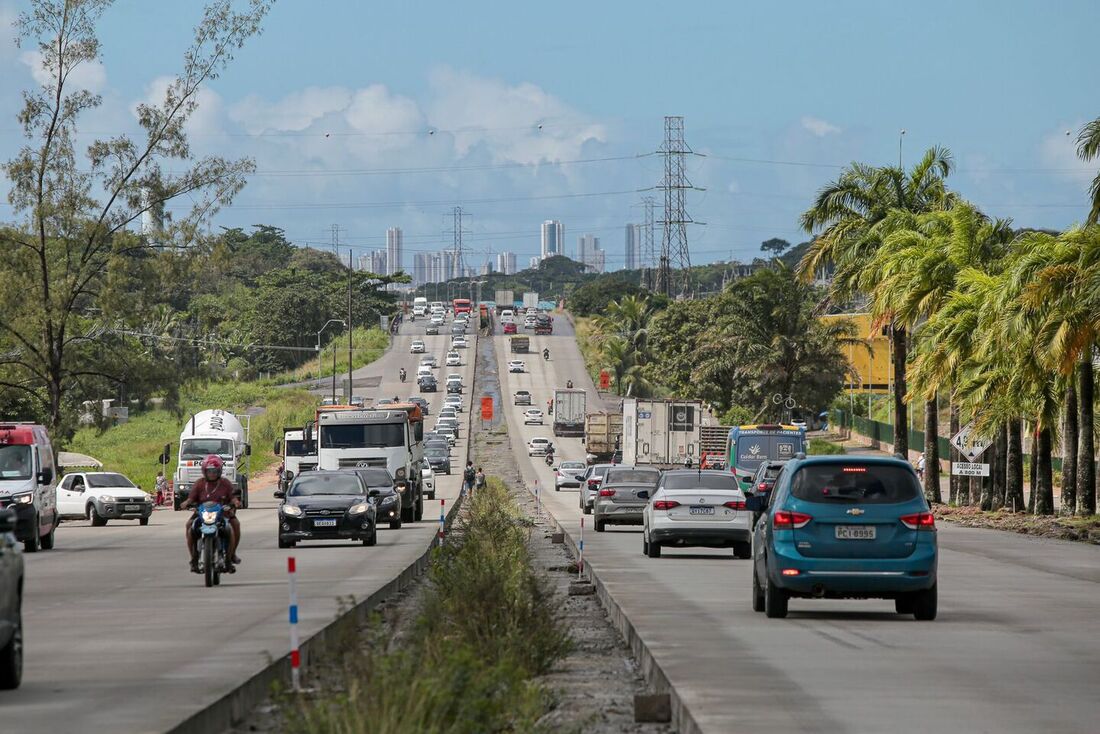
[23,517,40,553]
[173,494,182,511]
[40,521,55,550]
[239,477,249,509]
[0,607,22,690]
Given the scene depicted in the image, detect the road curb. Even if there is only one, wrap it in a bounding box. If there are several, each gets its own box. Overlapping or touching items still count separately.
[167,496,463,734]
[535,505,706,734]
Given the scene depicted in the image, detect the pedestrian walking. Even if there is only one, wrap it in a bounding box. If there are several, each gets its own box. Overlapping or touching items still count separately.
[916,454,926,481]
[462,461,476,496]
[155,470,169,506]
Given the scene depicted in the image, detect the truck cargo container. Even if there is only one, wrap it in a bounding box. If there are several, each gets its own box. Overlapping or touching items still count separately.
[621,398,708,467]
[584,411,623,459]
[494,290,514,312]
[553,389,586,437]
[522,292,539,310]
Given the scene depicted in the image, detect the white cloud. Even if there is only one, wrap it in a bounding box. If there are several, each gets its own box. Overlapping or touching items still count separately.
[230,86,352,134]
[20,49,107,93]
[800,116,841,138]
[137,75,225,137]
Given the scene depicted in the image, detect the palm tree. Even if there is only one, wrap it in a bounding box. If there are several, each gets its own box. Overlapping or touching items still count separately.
[1077,117,1100,224]
[799,147,956,456]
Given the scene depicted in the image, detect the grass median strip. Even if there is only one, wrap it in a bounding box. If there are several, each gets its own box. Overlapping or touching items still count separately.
[285,478,571,733]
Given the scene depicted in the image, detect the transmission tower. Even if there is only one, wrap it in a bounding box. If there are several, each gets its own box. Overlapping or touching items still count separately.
[640,196,656,289]
[655,116,701,297]
[451,206,467,280]
[330,223,343,256]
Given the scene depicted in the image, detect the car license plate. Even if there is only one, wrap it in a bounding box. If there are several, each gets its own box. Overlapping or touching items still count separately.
[836,525,876,540]
[689,506,714,515]
[125,504,141,512]
[313,519,337,527]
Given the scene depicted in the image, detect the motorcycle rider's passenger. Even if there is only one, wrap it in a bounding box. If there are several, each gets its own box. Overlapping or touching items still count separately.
[182,455,241,574]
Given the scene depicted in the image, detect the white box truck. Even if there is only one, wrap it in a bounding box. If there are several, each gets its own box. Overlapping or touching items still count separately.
[522,291,539,311]
[173,409,251,510]
[553,389,586,437]
[275,428,316,493]
[621,398,706,467]
[494,290,514,312]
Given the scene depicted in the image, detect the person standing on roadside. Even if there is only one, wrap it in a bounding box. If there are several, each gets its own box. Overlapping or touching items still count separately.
[462,461,476,495]
[475,467,486,491]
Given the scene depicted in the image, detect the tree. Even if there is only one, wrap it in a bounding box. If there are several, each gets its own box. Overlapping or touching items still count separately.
[798,147,956,457]
[1077,117,1100,225]
[760,238,791,257]
[0,0,272,437]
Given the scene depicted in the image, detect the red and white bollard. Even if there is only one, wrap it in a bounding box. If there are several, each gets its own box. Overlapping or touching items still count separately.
[287,556,301,692]
[578,517,585,578]
[438,498,446,546]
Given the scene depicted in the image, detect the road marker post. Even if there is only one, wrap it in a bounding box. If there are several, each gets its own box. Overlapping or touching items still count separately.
[439,498,446,546]
[535,479,541,521]
[578,517,585,578]
[287,556,301,693]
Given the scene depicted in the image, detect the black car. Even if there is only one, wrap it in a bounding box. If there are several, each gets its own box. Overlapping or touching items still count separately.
[0,508,23,689]
[425,445,451,474]
[425,324,440,335]
[354,467,404,530]
[275,471,379,548]
[419,375,438,393]
[407,396,430,416]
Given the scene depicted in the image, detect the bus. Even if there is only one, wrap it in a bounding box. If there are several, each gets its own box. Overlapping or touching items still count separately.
[726,424,806,490]
[452,298,472,315]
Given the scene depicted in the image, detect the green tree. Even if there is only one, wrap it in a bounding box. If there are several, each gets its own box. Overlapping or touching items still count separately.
[1077,117,1100,224]
[0,0,271,436]
[760,238,791,256]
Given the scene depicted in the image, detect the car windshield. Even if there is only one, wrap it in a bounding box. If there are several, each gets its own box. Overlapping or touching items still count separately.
[790,464,921,504]
[87,473,137,488]
[661,473,740,491]
[0,445,32,480]
[290,473,364,496]
[426,447,448,458]
[606,468,660,484]
[320,423,405,449]
[285,439,310,457]
[560,462,585,471]
[355,468,393,486]
[181,438,234,459]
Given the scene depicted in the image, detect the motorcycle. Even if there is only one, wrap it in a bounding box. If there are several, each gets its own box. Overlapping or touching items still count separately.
[194,502,231,588]
[399,368,407,383]
[545,452,555,467]
[543,349,550,361]
[566,380,574,389]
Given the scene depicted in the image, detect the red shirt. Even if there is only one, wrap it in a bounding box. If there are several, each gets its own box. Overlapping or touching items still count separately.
[186,477,236,507]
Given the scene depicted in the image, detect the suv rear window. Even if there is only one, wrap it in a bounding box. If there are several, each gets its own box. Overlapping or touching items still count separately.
[790,464,920,504]
[606,468,661,484]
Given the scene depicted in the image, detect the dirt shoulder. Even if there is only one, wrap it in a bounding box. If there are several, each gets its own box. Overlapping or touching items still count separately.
[934,505,1100,544]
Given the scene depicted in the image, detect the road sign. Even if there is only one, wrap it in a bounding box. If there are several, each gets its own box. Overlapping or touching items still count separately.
[599,370,610,389]
[480,396,493,421]
[950,422,991,462]
[952,462,990,477]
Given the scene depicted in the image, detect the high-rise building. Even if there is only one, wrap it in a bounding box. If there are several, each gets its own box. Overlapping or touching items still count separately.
[578,234,605,273]
[357,254,371,272]
[385,227,403,276]
[624,224,638,270]
[541,220,563,260]
[496,251,517,275]
[367,249,387,275]
[529,255,542,270]
[413,252,430,285]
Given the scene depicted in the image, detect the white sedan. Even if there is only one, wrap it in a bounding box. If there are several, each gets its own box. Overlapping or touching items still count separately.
[443,395,463,412]
[420,460,436,500]
[523,408,544,425]
[527,437,553,456]
[508,360,526,373]
[446,351,462,367]
[642,469,752,559]
[452,336,468,349]
[410,340,426,354]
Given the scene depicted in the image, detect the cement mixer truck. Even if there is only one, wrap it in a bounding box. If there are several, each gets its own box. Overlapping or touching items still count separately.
[173,409,252,510]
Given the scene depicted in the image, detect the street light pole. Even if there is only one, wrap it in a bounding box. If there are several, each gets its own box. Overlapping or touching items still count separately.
[347,248,353,403]
[316,318,347,403]
[899,128,906,168]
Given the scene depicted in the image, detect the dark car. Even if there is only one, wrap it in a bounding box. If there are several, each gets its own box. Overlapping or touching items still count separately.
[275,471,379,548]
[0,508,23,689]
[354,467,404,530]
[751,455,938,620]
[418,375,438,393]
[407,396,430,416]
[748,460,788,500]
[425,323,440,335]
[425,445,451,474]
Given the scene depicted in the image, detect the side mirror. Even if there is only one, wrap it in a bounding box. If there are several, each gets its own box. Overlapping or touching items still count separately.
[274,439,283,456]
[368,488,382,498]
[273,490,286,499]
[0,508,15,533]
[245,444,252,456]
[744,495,767,513]
[284,471,294,482]
[38,467,53,485]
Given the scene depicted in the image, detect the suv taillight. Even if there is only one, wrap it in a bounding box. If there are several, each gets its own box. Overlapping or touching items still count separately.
[724,500,746,510]
[653,500,679,510]
[900,512,936,530]
[773,510,812,529]
[758,482,769,492]
[598,488,616,497]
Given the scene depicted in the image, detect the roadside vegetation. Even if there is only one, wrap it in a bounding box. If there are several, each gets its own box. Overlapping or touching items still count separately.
[275,327,390,384]
[808,438,845,455]
[288,478,570,733]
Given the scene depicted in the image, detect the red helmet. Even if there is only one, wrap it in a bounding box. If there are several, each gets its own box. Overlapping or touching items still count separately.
[201,454,224,480]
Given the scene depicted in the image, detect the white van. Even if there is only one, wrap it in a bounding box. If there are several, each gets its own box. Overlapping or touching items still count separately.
[412,296,428,316]
[0,423,59,552]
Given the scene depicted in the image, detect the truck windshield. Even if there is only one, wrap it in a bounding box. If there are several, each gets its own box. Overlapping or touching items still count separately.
[320,423,405,449]
[285,439,310,457]
[0,445,32,480]
[181,438,234,459]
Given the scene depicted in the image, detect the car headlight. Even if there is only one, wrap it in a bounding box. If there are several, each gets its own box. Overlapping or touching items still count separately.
[395,467,407,480]
[395,483,407,493]
[12,492,33,505]
[282,504,303,517]
[200,510,218,524]
[100,495,116,503]
[349,501,371,515]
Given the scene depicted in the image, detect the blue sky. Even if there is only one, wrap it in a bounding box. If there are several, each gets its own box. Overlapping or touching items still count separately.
[1,0,1097,270]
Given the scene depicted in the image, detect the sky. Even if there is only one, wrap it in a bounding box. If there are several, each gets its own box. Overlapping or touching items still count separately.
[1,0,1097,271]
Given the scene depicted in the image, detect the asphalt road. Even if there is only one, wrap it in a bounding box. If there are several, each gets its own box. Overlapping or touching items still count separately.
[496,315,1100,734]
[3,319,476,733]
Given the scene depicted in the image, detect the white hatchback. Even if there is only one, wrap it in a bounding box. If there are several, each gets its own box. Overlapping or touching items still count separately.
[446,351,461,367]
[527,437,553,456]
[642,469,752,559]
[410,340,426,353]
[523,408,543,425]
[443,395,463,412]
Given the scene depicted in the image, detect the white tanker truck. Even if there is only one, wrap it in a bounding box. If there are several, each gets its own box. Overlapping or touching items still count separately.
[173,409,252,510]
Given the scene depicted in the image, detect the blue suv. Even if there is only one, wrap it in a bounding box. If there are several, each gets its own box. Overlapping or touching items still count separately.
[750,455,937,620]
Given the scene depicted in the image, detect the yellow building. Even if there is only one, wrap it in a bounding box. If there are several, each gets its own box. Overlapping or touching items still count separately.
[821,312,894,394]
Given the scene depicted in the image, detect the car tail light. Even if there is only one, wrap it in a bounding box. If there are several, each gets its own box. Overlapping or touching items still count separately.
[757,482,768,492]
[773,510,812,529]
[598,488,616,497]
[899,512,936,530]
[781,569,800,576]
[588,479,601,489]
[653,500,680,510]
[724,500,746,510]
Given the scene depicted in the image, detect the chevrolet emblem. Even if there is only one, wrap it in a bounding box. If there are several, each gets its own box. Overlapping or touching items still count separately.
[846,508,865,516]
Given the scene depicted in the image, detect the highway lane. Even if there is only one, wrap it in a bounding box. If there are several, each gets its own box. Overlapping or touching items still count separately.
[4,318,476,734]
[496,315,1100,734]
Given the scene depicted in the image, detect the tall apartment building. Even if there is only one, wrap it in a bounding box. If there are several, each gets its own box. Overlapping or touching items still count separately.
[577,233,605,273]
[624,224,638,270]
[541,220,563,260]
[385,227,403,276]
[496,251,517,275]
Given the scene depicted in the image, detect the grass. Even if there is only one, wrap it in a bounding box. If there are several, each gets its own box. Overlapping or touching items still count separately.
[272,327,389,384]
[66,382,319,493]
[287,478,570,733]
[572,316,603,385]
[808,437,846,455]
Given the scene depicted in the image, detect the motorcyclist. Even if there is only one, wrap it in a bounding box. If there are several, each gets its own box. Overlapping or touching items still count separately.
[566,380,574,389]
[545,446,555,466]
[182,455,240,574]
[543,348,550,361]
[399,367,407,383]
